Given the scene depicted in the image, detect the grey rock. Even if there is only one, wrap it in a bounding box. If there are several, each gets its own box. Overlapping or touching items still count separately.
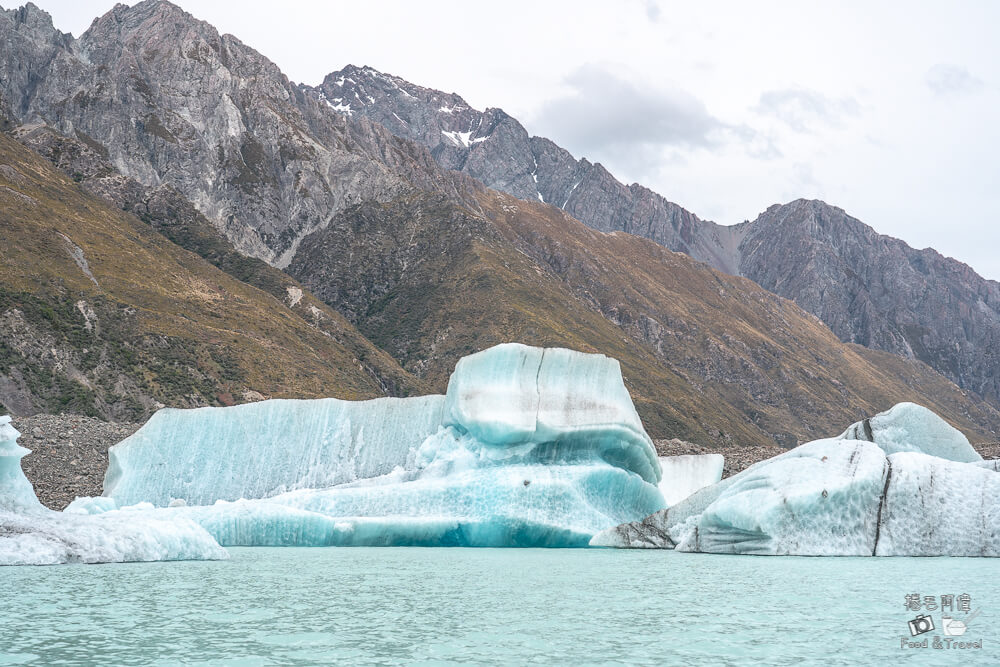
[0,1,477,268]
[738,200,1000,403]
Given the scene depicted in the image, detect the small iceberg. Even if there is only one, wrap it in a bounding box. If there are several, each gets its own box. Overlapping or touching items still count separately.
[658,454,723,506]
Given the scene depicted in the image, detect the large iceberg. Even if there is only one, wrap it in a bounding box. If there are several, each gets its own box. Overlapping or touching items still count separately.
[592,403,1000,556]
[673,440,887,555]
[88,344,666,548]
[0,416,227,566]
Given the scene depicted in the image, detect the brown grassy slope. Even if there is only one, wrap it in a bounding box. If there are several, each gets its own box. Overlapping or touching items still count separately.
[482,190,1000,445]
[289,191,726,440]
[290,187,1000,446]
[12,123,422,399]
[0,132,425,418]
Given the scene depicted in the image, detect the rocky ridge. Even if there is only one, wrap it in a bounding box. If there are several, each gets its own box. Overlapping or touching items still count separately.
[0,1,479,267]
[313,64,1000,409]
[307,65,745,274]
[739,200,1000,402]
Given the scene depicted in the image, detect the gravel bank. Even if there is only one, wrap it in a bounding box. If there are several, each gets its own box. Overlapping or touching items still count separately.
[655,438,787,478]
[10,414,140,510]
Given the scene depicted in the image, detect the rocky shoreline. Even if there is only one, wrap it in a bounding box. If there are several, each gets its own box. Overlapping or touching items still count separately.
[8,413,1000,511]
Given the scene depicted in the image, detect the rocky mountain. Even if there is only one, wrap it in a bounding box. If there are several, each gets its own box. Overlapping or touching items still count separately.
[310,64,1000,407]
[738,200,1000,402]
[0,1,479,267]
[0,131,425,419]
[2,0,998,447]
[11,122,422,399]
[306,65,745,274]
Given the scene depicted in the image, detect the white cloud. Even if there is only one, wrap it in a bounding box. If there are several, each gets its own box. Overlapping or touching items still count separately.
[755,87,861,133]
[925,64,984,96]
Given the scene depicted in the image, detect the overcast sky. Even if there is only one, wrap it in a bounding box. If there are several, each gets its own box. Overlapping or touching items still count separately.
[32,0,1000,280]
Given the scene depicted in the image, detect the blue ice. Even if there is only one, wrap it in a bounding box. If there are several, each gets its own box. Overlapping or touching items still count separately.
[90,344,666,548]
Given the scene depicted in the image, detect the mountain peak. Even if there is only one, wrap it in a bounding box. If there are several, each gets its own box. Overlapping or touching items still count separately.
[3,2,56,30]
[87,0,209,40]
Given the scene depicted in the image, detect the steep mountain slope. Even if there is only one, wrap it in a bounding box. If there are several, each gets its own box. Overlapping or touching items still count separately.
[289,186,1000,445]
[739,200,1000,403]
[0,1,478,267]
[307,65,745,274]
[0,131,424,419]
[11,121,422,398]
[310,65,1000,407]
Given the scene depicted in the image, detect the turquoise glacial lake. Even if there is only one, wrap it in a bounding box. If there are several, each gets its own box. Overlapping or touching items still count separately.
[1,548,997,665]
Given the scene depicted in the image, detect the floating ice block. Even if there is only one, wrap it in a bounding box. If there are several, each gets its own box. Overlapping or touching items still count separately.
[443,344,661,485]
[0,415,226,566]
[673,440,887,555]
[876,452,1000,556]
[0,415,42,512]
[105,395,446,506]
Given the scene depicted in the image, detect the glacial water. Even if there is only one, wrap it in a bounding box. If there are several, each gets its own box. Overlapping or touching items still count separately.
[1,549,997,665]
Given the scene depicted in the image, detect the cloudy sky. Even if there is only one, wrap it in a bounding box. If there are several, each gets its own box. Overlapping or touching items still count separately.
[34,0,1000,279]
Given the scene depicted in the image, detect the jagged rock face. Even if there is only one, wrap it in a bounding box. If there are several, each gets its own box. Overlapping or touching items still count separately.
[0,3,72,125]
[739,200,1000,402]
[0,1,425,266]
[307,65,746,274]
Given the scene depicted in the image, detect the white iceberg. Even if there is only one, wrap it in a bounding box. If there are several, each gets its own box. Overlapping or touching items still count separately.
[0,416,227,566]
[593,403,1000,556]
[673,440,887,555]
[442,344,661,485]
[836,402,981,462]
[0,415,43,512]
[105,395,446,507]
[875,452,1000,556]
